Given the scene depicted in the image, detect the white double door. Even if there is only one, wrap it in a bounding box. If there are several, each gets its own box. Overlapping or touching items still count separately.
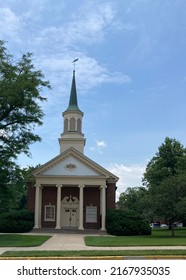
[61,207,79,228]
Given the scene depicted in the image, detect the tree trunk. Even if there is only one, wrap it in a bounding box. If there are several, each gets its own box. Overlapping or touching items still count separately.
[168,219,175,237]
[171,224,175,237]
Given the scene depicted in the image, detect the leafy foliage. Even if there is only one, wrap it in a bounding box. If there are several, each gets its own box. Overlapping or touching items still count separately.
[143,137,186,187]
[0,40,50,161]
[117,186,153,221]
[143,137,186,235]
[0,209,34,233]
[0,163,37,212]
[0,40,50,210]
[117,137,186,236]
[106,209,151,236]
[149,175,186,223]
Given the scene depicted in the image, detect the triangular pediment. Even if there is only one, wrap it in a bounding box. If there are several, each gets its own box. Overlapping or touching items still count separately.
[42,155,101,176]
[33,148,118,180]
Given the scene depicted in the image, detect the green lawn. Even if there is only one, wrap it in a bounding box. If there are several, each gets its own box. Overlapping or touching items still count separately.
[0,234,51,247]
[2,249,186,257]
[1,229,186,257]
[85,228,186,247]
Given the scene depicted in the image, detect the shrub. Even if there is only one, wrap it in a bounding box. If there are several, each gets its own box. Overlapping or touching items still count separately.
[106,209,151,236]
[0,209,34,233]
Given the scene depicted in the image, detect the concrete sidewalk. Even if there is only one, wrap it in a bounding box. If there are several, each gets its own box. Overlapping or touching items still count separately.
[1,232,186,256]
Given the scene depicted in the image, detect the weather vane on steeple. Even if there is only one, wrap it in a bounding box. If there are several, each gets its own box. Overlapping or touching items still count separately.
[72,58,78,71]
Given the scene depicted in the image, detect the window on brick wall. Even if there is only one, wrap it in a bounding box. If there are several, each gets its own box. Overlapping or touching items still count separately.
[44,205,55,221]
[86,206,97,223]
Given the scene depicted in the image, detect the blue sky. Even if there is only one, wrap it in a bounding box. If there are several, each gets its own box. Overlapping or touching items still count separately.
[1,0,186,198]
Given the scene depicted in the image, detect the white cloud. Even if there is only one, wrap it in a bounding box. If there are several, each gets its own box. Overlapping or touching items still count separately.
[96,140,107,153]
[33,1,118,49]
[107,162,146,200]
[72,1,116,41]
[90,140,107,154]
[77,57,131,89]
[34,53,131,102]
[0,2,131,102]
[0,7,21,41]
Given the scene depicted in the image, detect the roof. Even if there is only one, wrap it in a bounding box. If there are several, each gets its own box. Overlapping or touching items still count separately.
[64,70,82,113]
[33,147,119,182]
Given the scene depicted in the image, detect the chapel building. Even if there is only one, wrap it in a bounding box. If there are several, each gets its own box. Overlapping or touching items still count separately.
[28,70,119,231]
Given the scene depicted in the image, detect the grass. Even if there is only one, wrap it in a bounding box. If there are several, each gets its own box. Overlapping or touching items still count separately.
[85,228,186,247]
[0,234,51,247]
[1,228,186,257]
[2,250,186,257]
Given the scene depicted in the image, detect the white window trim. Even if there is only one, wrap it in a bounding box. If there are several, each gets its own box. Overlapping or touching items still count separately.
[86,206,97,223]
[44,205,55,221]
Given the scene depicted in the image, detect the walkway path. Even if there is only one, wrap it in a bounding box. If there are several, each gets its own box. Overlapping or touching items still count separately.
[1,233,186,255]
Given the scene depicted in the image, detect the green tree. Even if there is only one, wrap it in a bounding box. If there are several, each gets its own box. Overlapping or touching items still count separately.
[150,175,186,232]
[143,137,185,187]
[0,40,50,162]
[0,40,50,209]
[0,163,39,211]
[117,187,152,221]
[143,137,186,236]
[0,164,28,211]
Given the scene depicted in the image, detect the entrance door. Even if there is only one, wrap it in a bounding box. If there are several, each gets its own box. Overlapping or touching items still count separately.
[61,196,79,228]
[62,208,78,228]
[70,208,78,227]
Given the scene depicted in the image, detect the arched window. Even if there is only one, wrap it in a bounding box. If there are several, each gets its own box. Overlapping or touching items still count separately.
[77,118,81,132]
[64,118,68,132]
[70,117,75,131]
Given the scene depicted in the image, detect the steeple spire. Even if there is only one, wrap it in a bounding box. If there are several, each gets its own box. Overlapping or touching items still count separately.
[65,70,81,112]
[59,69,86,154]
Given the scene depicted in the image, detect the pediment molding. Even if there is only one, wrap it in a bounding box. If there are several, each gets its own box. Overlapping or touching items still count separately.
[61,195,79,205]
[33,148,118,180]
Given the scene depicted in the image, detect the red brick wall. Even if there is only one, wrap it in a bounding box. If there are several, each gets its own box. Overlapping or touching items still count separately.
[41,186,57,228]
[29,184,114,229]
[27,181,35,212]
[61,186,79,200]
[106,182,116,209]
[84,187,100,229]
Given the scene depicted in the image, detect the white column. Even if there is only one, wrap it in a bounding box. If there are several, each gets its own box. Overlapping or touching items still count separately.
[75,117,77,131]
[55,184,62,229]
[78,185,84,230]
[100,186,102,215]
[38,186,43,228]
[34,184,41,229]
[100,185,107,231]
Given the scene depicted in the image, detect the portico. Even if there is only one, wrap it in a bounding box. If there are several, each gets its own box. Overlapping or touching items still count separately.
[33,181,107,231]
